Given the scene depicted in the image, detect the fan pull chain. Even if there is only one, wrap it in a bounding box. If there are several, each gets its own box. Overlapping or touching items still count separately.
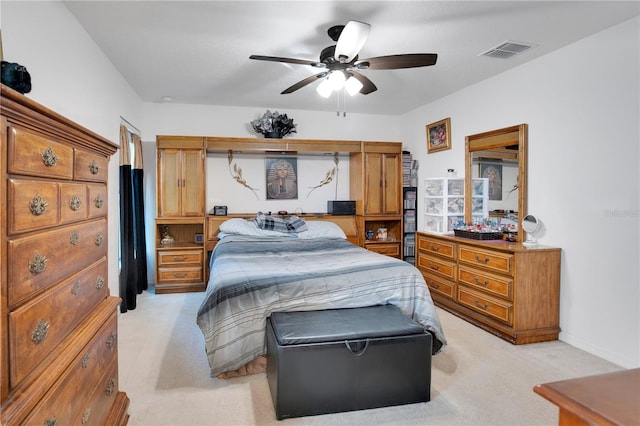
[343,89,347,117]
[336,88,347,118]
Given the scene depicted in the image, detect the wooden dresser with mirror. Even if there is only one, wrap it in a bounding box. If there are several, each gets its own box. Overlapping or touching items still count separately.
[417,124,562,344]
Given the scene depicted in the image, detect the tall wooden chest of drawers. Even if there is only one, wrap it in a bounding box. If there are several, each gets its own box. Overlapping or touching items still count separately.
[416,232,561,344]
[1,85,129,424]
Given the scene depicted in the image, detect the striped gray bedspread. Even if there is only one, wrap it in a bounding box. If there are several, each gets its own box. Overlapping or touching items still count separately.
[196,235,447,377]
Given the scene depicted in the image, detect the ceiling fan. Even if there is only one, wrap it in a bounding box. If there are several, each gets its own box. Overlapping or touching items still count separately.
[249,21,438,97]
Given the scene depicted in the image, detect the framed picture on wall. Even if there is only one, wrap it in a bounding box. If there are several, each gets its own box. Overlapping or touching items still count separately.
[426,117,451,153]
[479,162,503,200]
[266,157,298,200]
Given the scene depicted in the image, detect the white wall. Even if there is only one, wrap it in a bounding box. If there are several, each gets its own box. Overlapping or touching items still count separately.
[1,1,144,299]
[400,17,639,368]
[2,2,637,368]
[141,102,401,142]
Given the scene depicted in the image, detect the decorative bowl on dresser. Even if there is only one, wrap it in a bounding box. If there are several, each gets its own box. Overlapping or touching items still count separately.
[1,84,129,424]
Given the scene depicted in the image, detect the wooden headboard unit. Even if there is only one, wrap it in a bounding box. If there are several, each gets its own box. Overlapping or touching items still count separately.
[206,213,359,250]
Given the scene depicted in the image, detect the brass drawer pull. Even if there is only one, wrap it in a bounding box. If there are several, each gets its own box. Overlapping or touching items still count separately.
[429,244,440,252]
[82,352,90,368]
[69,194,82,211]
[174,256,188,262]
[81,407,91,424]
[45,418,58,426]
[94,194,104,208]
[429,262,439,271]
[106,331,116,349]
[89,160,99,175]
[95,233,104,246]
[106,377,116,396]
[473,277,489,286]
[474,299,489,310]
[42,147,58,167]
[32,320,49,344]
[70,232,79,245]
[29,253,47,274]
[29,194,48,216]
[474,255,490,264]
[95,275,105,290]
[173,272,188,278]
[71,281,80,295]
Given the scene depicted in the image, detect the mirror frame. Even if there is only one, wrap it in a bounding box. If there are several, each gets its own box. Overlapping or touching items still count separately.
[464,124,528,243]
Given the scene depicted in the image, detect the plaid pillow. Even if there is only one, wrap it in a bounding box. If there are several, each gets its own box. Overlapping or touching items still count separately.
[286,215,308,232]
[255,212,308,233]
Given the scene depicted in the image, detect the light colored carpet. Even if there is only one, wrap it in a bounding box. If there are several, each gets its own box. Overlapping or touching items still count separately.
[118,290,622,425]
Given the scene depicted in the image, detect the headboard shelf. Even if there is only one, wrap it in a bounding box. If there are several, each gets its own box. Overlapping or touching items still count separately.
[205,136,363,154]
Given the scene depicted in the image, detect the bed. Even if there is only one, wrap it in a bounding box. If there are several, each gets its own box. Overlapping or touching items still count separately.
[196,215,447,377]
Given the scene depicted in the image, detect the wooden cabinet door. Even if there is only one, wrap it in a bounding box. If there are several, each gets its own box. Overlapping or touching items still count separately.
[364,152,400,215]
[364,152,384,215]
[157,149,182,217]
[157,148,204,217]
[383,152,401,215]
[181,149,205,216]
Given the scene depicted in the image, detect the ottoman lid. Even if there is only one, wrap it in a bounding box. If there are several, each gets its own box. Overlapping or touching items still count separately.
[270,305,425,345]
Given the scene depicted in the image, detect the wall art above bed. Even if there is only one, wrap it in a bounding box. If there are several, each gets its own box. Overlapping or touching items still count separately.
[266,157,298,200]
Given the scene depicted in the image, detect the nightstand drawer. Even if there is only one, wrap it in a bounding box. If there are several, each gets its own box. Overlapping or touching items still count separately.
[157,267,203,283]
[458,265,513,300]
[417,235,455,260]
[366,242,401,257]
[458,245,513,275]
[158,250,203,266]
[417,254,456,281]
[458,286,512,325]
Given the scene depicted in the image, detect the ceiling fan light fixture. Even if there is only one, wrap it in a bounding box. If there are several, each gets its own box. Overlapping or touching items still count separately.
[334,20,371,63]
[345,76,363,96]
[328,70,346,90]
[316,79,333,98]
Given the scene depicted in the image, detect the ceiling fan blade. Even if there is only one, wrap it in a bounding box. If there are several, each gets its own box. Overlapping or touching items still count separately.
[335,20,371,63]
[281,72,328,94]
[349,71,377,95]
[355,53,438,70]
[250,55,323,67]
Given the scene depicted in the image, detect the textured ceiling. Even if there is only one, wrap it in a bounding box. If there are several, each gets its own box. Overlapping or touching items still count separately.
[64,1,639,115]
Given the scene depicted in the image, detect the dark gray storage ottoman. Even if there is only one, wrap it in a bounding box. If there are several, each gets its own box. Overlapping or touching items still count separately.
[266,305,432,420]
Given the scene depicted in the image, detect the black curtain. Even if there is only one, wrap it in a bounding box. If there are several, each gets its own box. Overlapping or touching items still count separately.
[131,133,148,293]
[119,125,148,312]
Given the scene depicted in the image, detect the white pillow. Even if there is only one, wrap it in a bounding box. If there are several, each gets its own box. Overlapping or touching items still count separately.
[296,221,347,239]
[218,218,296,238]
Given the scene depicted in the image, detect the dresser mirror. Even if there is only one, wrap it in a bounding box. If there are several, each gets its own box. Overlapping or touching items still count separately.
[464,124,528,242]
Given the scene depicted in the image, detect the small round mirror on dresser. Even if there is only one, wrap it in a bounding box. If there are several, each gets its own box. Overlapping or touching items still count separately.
[522,214,541,246]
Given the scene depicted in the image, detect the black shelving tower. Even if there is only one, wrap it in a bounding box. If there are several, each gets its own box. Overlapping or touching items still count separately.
[402,151,418,264]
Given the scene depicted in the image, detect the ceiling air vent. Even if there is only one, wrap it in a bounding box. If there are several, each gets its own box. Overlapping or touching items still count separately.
[480,41,535,59]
